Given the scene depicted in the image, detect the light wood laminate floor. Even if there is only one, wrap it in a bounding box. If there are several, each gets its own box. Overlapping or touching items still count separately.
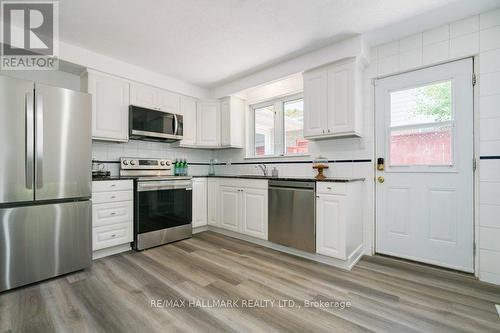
[1,231,500,333]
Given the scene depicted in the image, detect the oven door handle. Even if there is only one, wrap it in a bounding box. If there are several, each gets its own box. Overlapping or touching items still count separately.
[137,183,192,192]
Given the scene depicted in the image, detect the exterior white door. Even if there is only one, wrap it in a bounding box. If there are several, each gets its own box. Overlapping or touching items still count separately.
[375,58,474,272]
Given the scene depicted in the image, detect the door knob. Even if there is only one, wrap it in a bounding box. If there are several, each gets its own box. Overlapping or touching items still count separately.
[377,176,385,183]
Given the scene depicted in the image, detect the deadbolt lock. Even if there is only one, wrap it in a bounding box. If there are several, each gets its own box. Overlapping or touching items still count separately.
[377,176,385,183]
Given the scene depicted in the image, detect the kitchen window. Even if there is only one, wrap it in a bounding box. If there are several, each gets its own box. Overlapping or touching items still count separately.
[250,93,308,157]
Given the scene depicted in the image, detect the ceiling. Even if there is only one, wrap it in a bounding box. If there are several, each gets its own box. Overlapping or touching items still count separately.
[59,0,498,88]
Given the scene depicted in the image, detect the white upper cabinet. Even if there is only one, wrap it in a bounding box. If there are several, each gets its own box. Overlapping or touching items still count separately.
[196,100,221,147]
[179,96,197,146]
[220,96,245,148]
[303,58,362,139]
[130,82,180,114]
[84,70,130,142]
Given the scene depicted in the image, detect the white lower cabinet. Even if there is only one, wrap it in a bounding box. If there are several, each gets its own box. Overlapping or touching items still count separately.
[207,178,219,226]
[219,186,241,232]
[218,179,268,240]
[92,180,133,256]
[316,182,363,260]
[192,178,208,228]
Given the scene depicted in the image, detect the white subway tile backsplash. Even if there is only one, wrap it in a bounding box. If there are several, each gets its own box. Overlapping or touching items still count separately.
[480,117,500,141]
[480,181,500,205]
[480,26,500,52]
[399,49,422,71]
[450,15,479,38]
[479,72,500,96]
[377,41,399,58]
[480,249,500,274]
[480,8,500,30]
[480,140,500,156]
[480,227,500,251]
[449,32,479,58]
[479,94,500,119]
[423,25,449,45]
[480,204,500,228]
[422,40,449,65]
[480,48,500,74]
[378,54,399,76]
[399,33,422,52]
[480,160,500,182]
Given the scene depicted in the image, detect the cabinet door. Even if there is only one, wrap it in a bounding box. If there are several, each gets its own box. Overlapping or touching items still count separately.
[207,179,219,226]
[192,179,207,228]
[303,69,327,138]
[241,188,268,240]
[130,83,156,110]
[219,186,240,232]
[220,99,230,146]
[327,62,355,135]
[316,194,346,259]
[157,89,180,114]
[88,72,129,142]
[180,96,197,146]
[196,101,220,147]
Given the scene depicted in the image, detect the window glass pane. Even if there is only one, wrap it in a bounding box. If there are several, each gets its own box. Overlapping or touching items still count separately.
[254,105,275,156]
[390,125,452,166]
[389,81,453,166]
[284,99,308,155]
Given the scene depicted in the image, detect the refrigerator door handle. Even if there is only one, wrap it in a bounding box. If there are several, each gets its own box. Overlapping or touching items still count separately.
[25,92,34,190]
[35,93,44,189]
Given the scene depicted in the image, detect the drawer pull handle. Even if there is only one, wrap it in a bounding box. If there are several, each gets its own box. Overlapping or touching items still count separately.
[327,187,332,190]
[110,212,116,216]
[110,184,116,187]
[111,234,116,238]
[111,196,116,199]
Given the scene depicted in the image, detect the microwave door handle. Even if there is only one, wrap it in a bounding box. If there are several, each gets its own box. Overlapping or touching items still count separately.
[25,92,34,190]
[173,114,179,136]
[35,93,43,189]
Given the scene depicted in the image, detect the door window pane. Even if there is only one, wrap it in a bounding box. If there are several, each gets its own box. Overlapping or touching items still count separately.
[284,99,308,154]
[389,81,453,166]
[254,105,275,156]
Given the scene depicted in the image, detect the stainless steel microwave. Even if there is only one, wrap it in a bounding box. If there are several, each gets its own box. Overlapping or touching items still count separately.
[129,105,183,142]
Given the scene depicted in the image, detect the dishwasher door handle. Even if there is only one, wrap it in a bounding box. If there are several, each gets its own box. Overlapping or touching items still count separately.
[269,186,315,193]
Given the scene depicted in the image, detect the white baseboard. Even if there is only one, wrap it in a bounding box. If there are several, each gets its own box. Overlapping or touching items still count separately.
[193,225,209,234]
[92,243,131,260]
[204,226,362,271]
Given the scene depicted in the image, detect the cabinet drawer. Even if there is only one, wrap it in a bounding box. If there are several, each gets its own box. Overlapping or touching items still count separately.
[92,180,133,193]
[93,222,132,251]
[92,201,133,227]
[316,182,346,195]
[92,190,133,204]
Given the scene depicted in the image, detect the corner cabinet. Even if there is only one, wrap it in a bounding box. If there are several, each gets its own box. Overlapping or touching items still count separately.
[196,100,221,147]
[220,96,245,148]
[303,57,363,139]
[316,181,363,260]
[82,70,130,142]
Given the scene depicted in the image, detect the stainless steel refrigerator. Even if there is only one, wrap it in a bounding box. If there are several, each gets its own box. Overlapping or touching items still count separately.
[0,75,92,292]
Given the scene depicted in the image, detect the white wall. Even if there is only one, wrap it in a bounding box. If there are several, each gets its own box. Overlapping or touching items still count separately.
[212,7,500,286]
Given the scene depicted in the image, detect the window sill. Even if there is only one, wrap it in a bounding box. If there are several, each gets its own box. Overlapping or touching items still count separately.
[244,154,311,161]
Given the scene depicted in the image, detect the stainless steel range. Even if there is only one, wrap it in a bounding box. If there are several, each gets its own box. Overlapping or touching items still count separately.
[120,158,192,250]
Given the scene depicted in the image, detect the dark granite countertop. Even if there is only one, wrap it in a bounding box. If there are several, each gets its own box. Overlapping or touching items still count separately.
[92,176,136,181]
[192,175,365,183]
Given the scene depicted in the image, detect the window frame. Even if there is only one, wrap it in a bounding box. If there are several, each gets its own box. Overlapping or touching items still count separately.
[249,92,307,159]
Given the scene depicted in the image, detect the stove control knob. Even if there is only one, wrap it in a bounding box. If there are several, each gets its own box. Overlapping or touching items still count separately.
[166,161,171,166]
[130,160,136,166]
[123,160,128,165]
[160,161,165,166]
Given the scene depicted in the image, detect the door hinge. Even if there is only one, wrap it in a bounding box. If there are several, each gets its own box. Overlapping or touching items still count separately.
[473,157,477,171]
[472,73,477,86]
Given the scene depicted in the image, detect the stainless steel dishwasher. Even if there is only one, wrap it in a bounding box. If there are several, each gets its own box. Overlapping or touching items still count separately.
[268,180,316,253]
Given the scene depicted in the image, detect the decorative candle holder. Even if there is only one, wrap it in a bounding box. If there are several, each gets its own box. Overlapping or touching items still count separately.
[312,156,329,180]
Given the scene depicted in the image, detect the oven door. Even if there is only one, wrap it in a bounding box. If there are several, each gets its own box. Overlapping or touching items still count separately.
[129,105,183,141]
[135,180,192,236]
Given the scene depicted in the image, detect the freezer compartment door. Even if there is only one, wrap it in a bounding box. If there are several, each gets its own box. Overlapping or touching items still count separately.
[0,76,35,204]
[0,201,91,292]
[34,84,92,201]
